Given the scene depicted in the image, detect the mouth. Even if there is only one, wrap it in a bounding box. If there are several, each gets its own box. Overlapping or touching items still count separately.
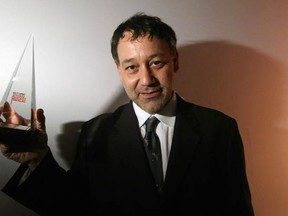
[140,89,162,99]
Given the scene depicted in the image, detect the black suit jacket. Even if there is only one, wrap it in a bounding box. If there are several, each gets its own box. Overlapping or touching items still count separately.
[3,96,254,216]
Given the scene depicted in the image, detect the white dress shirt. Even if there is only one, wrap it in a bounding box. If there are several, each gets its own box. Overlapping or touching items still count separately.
[132,93,177,179]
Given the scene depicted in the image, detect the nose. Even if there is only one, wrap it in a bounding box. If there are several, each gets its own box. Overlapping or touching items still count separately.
[140,65,155,86]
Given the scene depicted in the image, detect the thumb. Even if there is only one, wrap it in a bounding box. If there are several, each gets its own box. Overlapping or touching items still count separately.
[34,108,46,131]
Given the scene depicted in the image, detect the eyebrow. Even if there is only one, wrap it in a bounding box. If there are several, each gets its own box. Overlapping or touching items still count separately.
[121,52,165,66]
[148,52,165,59]
[121,58,135,66]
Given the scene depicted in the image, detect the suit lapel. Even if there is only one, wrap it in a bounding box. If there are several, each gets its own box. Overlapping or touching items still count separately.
[164,96,201,197]
[112,102,161,205]
[112,102,150,175]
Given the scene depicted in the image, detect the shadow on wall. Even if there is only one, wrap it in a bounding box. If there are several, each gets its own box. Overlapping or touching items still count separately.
[55,40,288,216]
[175,41,288,216]
[56,89,129,168]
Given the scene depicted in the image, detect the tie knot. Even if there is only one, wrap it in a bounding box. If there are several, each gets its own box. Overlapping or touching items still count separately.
[145,116,159,133]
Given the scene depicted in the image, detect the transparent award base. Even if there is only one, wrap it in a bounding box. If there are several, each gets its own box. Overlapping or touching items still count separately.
[0,35,36,151]
[0,123,34,152]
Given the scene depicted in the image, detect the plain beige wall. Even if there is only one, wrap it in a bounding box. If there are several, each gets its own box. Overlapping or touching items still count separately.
[0,0,288,215]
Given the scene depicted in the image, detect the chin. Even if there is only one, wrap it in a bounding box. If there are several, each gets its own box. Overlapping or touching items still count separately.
[143,104,162,114]
[136,98,166,114]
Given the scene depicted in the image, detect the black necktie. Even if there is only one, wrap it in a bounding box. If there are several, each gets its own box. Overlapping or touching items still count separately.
[144,116,163,192]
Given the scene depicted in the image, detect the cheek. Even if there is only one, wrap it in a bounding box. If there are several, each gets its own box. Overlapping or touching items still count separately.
[121,75,139,91]
[158,71,174,87]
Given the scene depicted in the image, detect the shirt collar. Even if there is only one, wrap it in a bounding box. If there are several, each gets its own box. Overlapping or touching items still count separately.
[133,92,177,128]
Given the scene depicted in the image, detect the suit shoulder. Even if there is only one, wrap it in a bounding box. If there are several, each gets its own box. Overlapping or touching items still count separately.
[193,103,233,120]
[82,103,128,131]
[179,98,236,126]
[74,103,130,160]
[184,103,240,138]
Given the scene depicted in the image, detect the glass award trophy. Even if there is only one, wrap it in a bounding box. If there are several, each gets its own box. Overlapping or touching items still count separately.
[0,35,36,151]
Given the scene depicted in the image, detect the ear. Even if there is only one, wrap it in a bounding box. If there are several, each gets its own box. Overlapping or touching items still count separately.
[116,63,123,81]
[116,63,121,72]
[173,51,179,72]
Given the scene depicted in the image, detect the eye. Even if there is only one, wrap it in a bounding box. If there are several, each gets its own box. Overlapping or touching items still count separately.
[125,65,138,74]
[150,60,166,69]
[152,61,161,66]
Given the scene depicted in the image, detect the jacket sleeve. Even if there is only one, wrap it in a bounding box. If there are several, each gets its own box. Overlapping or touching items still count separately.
[2,149,69,215]
[227,119,254,216]
[2,115,111,215]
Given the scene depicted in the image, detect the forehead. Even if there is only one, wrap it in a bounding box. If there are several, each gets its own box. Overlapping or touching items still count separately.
[119,32,167,46]
[117,32,170,60]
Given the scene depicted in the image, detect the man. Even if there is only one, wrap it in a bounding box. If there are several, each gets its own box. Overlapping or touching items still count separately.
[0,13,254,215]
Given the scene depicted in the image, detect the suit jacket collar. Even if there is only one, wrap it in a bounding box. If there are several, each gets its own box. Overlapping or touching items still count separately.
[112,95,201,202]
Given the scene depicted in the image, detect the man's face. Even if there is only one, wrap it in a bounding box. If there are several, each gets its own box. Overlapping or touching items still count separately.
[116,33,178,114]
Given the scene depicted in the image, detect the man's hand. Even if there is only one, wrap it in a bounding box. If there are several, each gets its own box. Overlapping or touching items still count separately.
[0,103,48,165]
[0,101,29,126]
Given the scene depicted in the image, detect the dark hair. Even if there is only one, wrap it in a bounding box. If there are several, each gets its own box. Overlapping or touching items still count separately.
[111,12,177,64]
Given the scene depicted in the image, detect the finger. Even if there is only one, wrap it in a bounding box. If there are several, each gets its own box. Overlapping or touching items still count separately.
[9,152,28,163]
[3,102,26,125]
[0,104,4,115]
[0,105,3,123]
[34,108,46,131]
[32,109,48,149]
[9,152,21,162]
[3,102,14,119]
[0,144,9,154]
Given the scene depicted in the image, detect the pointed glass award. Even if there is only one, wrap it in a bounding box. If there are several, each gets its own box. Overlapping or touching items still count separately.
[0,35,36,151]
